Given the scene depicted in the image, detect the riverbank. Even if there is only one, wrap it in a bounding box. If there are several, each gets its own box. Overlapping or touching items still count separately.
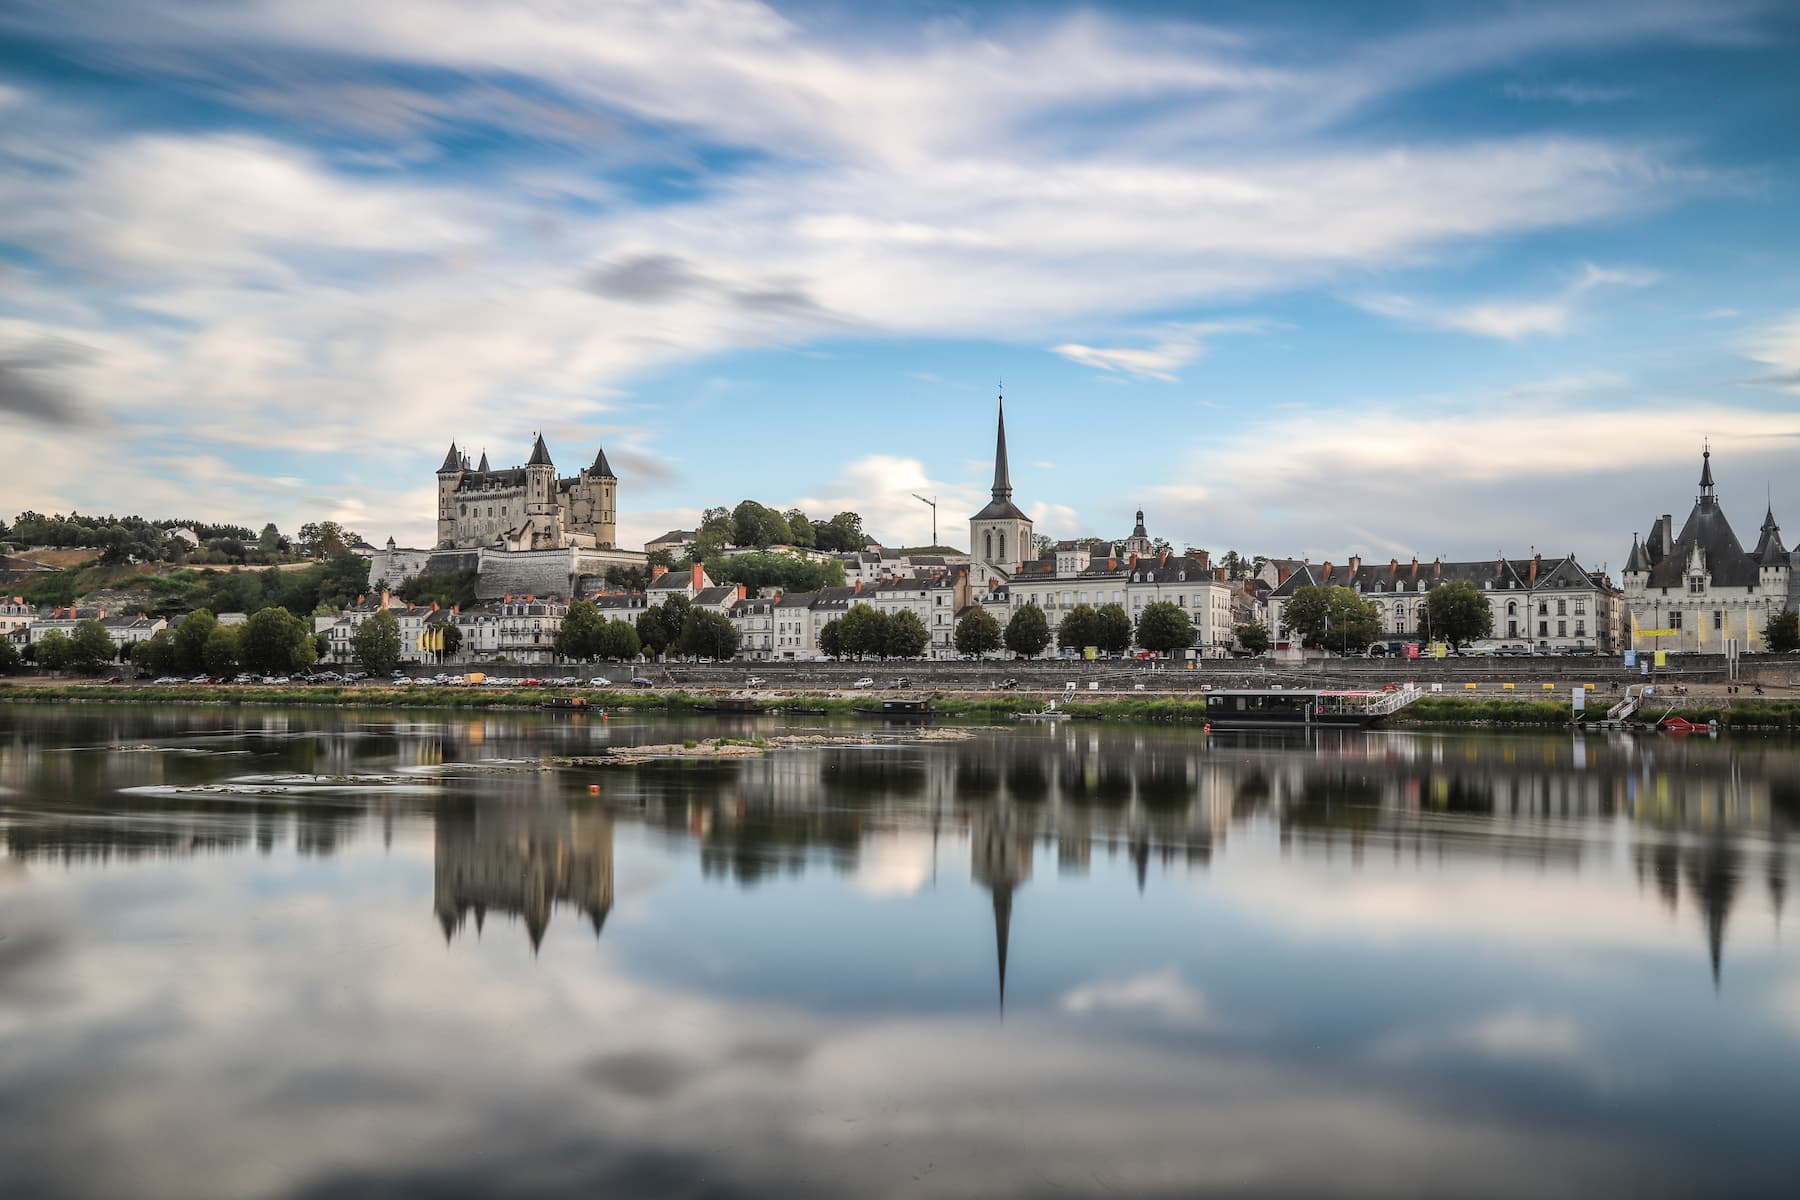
[6,681,1800,731]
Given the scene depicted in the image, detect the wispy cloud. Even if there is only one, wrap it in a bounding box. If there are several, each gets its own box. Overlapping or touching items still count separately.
[1503,80,1637,104]
[1053,320,1266,382]
[1743,312,1800,392]
[1355,262,1659,340]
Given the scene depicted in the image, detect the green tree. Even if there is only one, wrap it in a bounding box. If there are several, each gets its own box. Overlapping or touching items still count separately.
[257,523,282,556]
[819,618,845,659]
[954,608,1002,657]
[203,625,240,676]
[1767,611,1800,653]
[295,521,359,559]
[36,630,73,673]
[351,610,403,674]
[1220,550,1248,580]
[731,500,793,549]
[602,565,650,592]
[1235,622,1271,654]
[1281,585,1380,653]
[1135,601,1195,655]
[678,608,740,659]
[69,619,116,672]
[814,511,865,553]
[784,509,816,548]
[130,631,177,676]
[1422,579,1493,648]
[396,566,474,610]
[1095,603,1133,654]
[239,608,315,673]
[836,603,891,658]
[555,600,607,661]
[636,607,673,657]
[1004,605,1050,658]
[0,635,19,673]
[1056,604,1099,652]
[882,610,930,658]
[439,623,464,659]
[706,552,846,595]
[596,618,640,660]
[173,609,218,674]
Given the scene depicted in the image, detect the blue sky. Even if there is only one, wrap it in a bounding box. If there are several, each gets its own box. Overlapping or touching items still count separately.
[1,0,1797,569]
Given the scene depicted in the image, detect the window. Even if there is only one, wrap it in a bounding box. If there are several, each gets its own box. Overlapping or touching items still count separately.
[1557,620,1566,637]
[1575,621,1586,636]
[1574,598,1586,614]
[1714,611,1723,630]
[1538,621,1548,636]
[1537,601,1548,615]
[1507,601,1517,616]
[1689,577,1705,595]
[1556,599,1567,616]
[1672,611,1683,629]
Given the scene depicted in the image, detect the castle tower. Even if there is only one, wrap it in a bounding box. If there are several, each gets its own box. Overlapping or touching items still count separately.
[525,433,557,548]
[968,392,1034,576]
[584,444,618,549]
[435,442,464,547]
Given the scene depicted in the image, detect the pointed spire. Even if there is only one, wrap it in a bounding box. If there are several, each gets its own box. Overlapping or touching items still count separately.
[991,388,1012,501]
[1699,442,1714,499]
[993,884,1011,1014]
[1753,500,1787,564]
[1624,532,1650,574]
[1132,509,1147,539]
[528,432,553,467]
[438,442,461,472]
[590,444,615,477]
[476,449,489,472]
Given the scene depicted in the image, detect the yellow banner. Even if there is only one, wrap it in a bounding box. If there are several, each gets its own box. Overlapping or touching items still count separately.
[1636,628,1678,638]
[1654,650,1668,667]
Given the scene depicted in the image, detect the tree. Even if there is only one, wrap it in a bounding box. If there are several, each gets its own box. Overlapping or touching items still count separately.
[819,619,845,659]
[732,500,792,549]
[1135,601,1195,655]
[1095,603,1133,654]
[1057,604,1099,652]
[636,607,673,657]
[0,636,19,674]
[1005,605,1051,658]
[69,619,116,672]
[706,552,845,595]
[1220,551,1248,580]
[173,609,218,674]
[131,631,177,676]
[836,604,890,658]
[882,610,930,658]
[596,619,640,661]
[239,608,316,673]
[602,565,649,593]
[678,608,740,660]
[257,523,282,556]
[1281,585,1380,653]
[954,608,1002,657]
[554,600,606,661]
[439,623,464,659]
[1422,579,1493,648]
[396,566,474,610]
[36,630,73,673]
[294,521,359,559]
[814,511,865,553]
[352,610,402,674]
[203,625,241,676]
[784,509,816,548]
[1235,622,1271,654]
[1767,611,1800,653]
[1032,533,1056,558]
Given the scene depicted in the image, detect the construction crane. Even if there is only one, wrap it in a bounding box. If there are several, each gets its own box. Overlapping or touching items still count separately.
[912,493,937,549]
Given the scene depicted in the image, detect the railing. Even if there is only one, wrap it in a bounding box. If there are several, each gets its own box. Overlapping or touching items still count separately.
[1360,683,1425,716]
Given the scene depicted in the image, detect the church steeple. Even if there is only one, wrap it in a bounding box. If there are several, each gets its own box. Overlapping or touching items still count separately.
[991,390,1012,502]
[1699,443,1715,503]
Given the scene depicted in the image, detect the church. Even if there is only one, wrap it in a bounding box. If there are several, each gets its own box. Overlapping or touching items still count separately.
[1621,448,1798,652]
[435,434,619,551]
[969,394,1034,578]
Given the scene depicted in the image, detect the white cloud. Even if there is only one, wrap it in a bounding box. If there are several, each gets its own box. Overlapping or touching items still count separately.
[789,455,986,549]
[1744,312,1800,392]
[1503,80,1637,104]
[1052,320,1264,382]
[1355,261,1659,340]
[1061,967,1212,1023]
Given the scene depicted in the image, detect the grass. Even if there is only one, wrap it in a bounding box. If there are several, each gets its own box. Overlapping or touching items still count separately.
[5,682,1799,732]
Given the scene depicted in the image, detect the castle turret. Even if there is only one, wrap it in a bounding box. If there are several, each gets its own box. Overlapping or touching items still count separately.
[576,443,619,549]
[524,433,556,548]
[436,442,464,546]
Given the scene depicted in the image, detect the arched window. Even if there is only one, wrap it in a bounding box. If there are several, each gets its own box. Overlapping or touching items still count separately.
[998,532,1006,561]
[984,530,993,560]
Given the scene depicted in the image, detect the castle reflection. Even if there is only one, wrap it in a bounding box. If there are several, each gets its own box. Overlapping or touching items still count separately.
[433,795,614,952]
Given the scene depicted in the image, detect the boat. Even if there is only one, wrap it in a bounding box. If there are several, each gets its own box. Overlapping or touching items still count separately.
[1201,687,1416,729]
[539,696,597,713]
[1657,715,1717,736]
[853,697,935,721]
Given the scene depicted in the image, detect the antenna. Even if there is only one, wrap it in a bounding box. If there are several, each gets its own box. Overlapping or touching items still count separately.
[912,494,938,549]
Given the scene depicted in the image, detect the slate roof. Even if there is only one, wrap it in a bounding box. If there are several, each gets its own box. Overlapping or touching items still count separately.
[527,434,553,467]
[590,445,614,477]
[1267,557,1530,599]
[439,443,461,472]
[1632,452,1767,589]
[1754,506,1788,564]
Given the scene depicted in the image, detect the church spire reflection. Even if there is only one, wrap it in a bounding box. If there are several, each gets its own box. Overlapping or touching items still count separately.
[971,802,1032,1013]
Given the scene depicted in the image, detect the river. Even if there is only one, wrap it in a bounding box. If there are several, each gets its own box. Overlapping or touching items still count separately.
[2,704,1798,1198]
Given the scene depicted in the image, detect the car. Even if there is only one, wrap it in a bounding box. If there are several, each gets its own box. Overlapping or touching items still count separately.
[630,676,655,688]
[588,677,613,687]
[154,675,183,685]
[852,677,875,688]
[891,677,912,689]
[102,674,124,683]
[994,678,1019,690]
[554,676,579,687]
[521,677,543,687]
[188,674,210,684]
[389,670,408,680]
[746,675,766,686]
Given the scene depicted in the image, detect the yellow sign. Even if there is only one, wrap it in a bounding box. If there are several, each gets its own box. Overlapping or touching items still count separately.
[1637,628,1678,638]
[1653,650,1668,667]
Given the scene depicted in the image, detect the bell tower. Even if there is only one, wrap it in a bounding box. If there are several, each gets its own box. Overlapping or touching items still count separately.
[967,390,1034,576]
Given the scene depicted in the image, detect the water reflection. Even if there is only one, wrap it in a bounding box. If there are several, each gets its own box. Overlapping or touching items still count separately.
[4,706,1800,1198]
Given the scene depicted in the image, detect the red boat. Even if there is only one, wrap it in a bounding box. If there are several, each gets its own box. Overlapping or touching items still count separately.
[1658,716,1714,735]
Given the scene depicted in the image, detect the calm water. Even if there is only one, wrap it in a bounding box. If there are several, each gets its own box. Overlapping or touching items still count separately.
[2,705,1799,1199]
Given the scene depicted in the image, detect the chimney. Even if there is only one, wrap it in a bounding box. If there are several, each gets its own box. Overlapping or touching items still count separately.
[1409,557,1419,578]
[1432,558,1442,580]
[1159,550,1170,567]
[650,564,667,582]
[1530,555,1540,586]
[1128,554,1139,571]
[690,563,704,590]
[853,579,862,593]
[1347,554,1361,576]
[356,594,365,605]
[1107,557,1117,571]
[1321,562,1333,581]
[1194,549,1210,571]
[1389,558,1399,576]
[1213,567,1227,581]
[736,584,747,601]
[380,589,390,609]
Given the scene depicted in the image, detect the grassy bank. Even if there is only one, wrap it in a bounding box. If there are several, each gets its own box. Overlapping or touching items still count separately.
[5,683,1800,731]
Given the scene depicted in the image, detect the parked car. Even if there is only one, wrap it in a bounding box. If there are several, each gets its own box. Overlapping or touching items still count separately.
[891,677,913,689]
[852,677,875,688]
[588,677,613,687]
[994,678,1020,690]
[630,676,655,688]
[746,675,766,686]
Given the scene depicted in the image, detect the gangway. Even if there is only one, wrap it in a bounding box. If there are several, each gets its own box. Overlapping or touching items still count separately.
[1605,686,1641,723]
[1361,683,1425,718]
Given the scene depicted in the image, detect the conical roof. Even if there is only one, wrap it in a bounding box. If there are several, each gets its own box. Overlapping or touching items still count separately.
[476,449,489,472]
[1624,533,1651,573]
[527,433,552,467]
[991,395,1012,500]
[438,442,461,472]
[590,445,615,477]
[1754,505,1787,564]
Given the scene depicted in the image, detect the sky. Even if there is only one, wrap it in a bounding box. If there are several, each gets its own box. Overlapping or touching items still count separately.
[1,0,1797,571]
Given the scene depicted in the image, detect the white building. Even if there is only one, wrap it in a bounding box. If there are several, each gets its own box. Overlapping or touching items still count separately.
[1622,448,1794,653]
